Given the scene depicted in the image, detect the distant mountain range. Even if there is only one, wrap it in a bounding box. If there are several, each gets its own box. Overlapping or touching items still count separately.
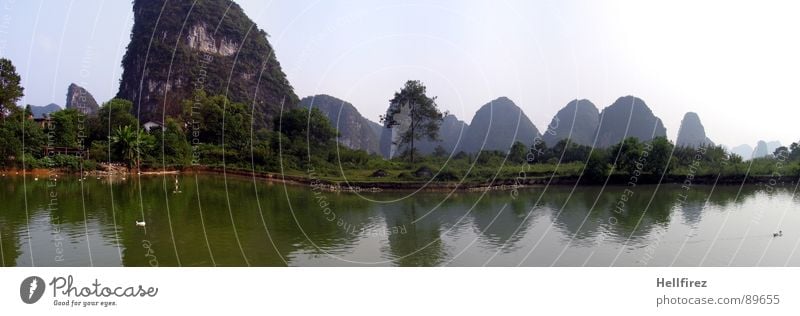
[27,103,62,118]
[300,93,784,162]
[730,140,782,159]
[316,94,723,158]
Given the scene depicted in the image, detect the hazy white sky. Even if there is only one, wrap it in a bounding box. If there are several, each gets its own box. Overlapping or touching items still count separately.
[2,0,799,147]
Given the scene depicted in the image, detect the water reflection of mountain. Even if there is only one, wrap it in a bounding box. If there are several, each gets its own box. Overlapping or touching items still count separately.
[0,175,791,267]
[545,185,679,244]
[468,191,538,252]
[538,186,605,245]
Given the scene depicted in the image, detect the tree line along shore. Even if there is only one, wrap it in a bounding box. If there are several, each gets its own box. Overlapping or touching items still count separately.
[1,59,799,191]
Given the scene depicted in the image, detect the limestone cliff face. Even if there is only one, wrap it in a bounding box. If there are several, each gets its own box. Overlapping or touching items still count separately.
[379,102,413,158]
[117,0,298,127]
[541,99,599,147]
[299,95,381,154]
[676,112,714,147]
[594,96,667,148]
[65,83,99,115]
[185,23,238,57]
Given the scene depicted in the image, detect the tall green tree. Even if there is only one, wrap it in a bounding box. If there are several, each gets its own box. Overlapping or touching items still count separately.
[275,107,338,157]
[111,125,155,170]
[774,146,789,158]
[728,153,743,164]
[609,137,644,176]
[152,118,191,166]
[49,108,84,148]
[704,144,729,174]
[380,80,444,163]
[88,98,138,142]
[646,137,674,175]
[183,92,253,156]
[509,141,528,163]
[0,58,24,120]
[0,122,21,167]
[789,142,800,161]
[583,150,609,183]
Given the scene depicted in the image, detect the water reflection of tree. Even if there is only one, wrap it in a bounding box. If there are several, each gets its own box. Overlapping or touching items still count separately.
[704,185,759,210]
[0,178,24,266]
[383,199,446,266]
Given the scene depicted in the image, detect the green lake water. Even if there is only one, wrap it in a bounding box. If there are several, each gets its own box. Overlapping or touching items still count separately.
[0,174,798,266]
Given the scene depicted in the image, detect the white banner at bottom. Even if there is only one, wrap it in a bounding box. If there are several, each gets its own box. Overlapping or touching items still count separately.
[0,267,797,315]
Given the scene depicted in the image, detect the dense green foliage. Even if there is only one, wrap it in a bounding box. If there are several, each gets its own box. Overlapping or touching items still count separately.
[2,83,799,184]
[0,56,797,184]
[381,80,445,163]
[0,58,24,119]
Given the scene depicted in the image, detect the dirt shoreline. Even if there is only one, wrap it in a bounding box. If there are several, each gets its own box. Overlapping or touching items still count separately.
[2,166,793,192]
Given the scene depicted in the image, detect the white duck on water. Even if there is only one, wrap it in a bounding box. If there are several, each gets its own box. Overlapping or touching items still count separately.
[136,220,146,227]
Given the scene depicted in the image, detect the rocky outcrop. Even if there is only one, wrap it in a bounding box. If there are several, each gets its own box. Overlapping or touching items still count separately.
[185,23,238,56]
[676,112,714,147]
[594,96,667,148]
[368,120,384,144]
[731,144,754,160]
[65,83,99,115]
[753,141,769,158]
[299,95,381,154]
[117,0,298,127]
[731,141,781,160]
[459,97,540,153]
[541,99,599,147]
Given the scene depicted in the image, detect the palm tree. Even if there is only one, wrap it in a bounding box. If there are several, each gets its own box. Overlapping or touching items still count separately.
[111,125,154,170]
